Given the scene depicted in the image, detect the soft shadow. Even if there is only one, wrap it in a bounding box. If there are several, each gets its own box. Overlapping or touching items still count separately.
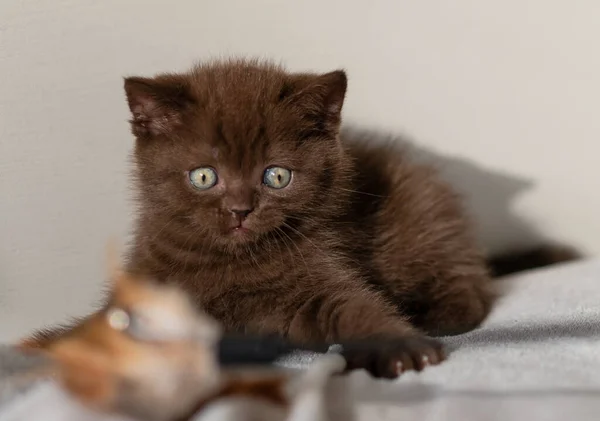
[353,379,600,405]
[443,319,600,351]
[341,126,544,256]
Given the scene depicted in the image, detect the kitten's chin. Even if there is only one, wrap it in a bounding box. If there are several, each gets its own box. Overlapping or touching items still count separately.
[231,226,251,236]
[215,220,276,249]
[221,226,257,246]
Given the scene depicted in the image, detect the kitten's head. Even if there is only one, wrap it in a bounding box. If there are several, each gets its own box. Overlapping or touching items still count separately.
[124,59,351,250]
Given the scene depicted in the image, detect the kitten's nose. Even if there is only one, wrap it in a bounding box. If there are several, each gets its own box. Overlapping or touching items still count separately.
[230,207,253,219]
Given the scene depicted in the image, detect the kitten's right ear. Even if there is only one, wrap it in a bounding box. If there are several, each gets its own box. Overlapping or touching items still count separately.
[124,75,194,138]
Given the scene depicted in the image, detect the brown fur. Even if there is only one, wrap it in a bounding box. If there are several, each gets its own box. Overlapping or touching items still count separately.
[22,59,495,377]
[113,58,495,377]
[22,59,582,378]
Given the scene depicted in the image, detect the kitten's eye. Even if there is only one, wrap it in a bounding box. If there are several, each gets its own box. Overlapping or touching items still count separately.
[263,167,292,189]
[189,167,218,190]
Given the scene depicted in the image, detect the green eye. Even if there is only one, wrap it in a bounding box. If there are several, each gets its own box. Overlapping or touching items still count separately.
[189,167,218,190]
[263,167,292,189]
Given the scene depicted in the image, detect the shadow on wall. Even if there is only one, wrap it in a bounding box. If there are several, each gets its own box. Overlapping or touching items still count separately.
[341,126,544,257]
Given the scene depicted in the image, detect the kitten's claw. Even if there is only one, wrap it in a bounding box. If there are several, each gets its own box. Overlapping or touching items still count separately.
[340,335,446,379]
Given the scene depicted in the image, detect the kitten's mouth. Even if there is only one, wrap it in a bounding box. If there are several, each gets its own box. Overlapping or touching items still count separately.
[228,221,251,235]
[225,215,255,239]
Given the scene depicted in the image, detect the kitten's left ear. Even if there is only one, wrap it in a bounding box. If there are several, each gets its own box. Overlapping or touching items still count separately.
[286,70,348,137]
[307,70,347,117]
[124,75,194,138]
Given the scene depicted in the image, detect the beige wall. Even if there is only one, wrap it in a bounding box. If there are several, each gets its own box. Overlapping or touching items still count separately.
[1,0,599,341]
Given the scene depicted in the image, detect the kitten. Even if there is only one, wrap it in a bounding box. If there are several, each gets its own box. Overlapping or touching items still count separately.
[116,58,492,377]
[22,58,581,378]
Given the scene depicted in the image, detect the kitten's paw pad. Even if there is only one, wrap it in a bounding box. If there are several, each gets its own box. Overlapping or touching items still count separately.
[340,336,446,379]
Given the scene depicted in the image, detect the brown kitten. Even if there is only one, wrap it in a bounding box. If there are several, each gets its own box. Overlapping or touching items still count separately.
[111,58,492,377]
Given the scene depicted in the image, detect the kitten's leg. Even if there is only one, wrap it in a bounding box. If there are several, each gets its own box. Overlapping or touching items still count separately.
[370,224,494,337]
[367,165,496,337]
[405,273,495,337]
[348,143,501,338]
[285,283,446,378]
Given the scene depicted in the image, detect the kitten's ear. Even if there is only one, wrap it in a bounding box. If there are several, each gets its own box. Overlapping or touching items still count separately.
[310,70,348,119]
[285,70,348,138]
[124,75,194,138]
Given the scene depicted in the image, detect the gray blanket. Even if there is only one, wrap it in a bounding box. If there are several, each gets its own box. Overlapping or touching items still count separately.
[2,260,600,420]
[0,350,352,421]
[278,259,600,420]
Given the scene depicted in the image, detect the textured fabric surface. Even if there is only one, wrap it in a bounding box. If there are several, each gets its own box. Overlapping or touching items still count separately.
[2,260,600,420]
[0,351,351,421]
[279,259,600,420]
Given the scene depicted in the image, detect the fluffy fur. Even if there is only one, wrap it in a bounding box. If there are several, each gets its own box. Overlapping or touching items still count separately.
[115,58,492,376]
[22,58,581,379]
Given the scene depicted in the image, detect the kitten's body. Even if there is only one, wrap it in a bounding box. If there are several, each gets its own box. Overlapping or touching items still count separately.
[108,58,491,375]
[130,137,490,340]
[23,58,581,377]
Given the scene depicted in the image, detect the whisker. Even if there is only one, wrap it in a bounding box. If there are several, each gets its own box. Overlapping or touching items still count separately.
[283,222,326,257]
[284,215,356,226]
[277,226,311,277]
[264,231,286,268]
[175,226,205,273]
[246,243,263,274]
[275,227,306,277]
[149,215,179,243]
[336,187,388,198]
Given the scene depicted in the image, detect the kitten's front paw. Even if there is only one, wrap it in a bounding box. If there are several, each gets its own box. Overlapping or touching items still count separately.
[338,335,446,379]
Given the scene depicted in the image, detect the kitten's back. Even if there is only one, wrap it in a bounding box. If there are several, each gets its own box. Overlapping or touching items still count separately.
[343,136,580,278]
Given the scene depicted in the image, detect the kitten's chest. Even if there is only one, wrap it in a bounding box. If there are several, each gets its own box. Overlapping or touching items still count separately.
[174,266,294,332]
[171,260,293,302]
